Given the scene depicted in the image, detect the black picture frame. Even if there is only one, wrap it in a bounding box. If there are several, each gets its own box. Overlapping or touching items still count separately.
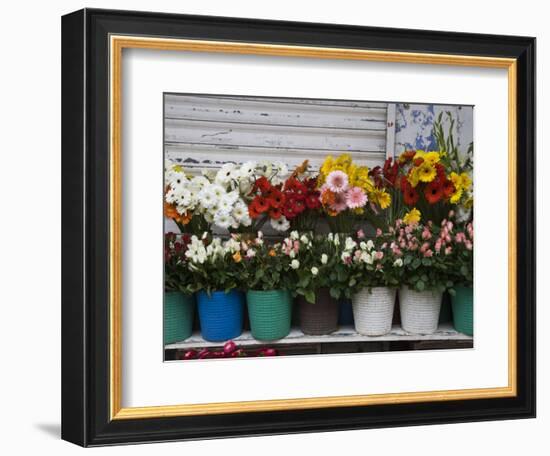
[62,8,536,447]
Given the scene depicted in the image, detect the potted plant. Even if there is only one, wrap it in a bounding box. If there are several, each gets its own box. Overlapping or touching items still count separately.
[449,219,474,335]
[394,215,455,334]
[184,234,245,342]
[346,230,402,336]
[241,232,293,341]
[286,231,348,335]
[164,233,195,344]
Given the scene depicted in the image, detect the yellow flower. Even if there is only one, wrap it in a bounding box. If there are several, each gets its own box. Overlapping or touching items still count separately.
[371,189,391,209]
[320,155,334,177]
[403,208,421,225]
[352,166,374,192]
[407,168,420,188]
[232,251,242,263]
[413,150,426,159]
[172,164,184,173]
[450,188,463,204]
[417,162,437,183]
[335,154,352,170]
[423,151,441,165]
[464,197,474,209]
[460,172,472,190]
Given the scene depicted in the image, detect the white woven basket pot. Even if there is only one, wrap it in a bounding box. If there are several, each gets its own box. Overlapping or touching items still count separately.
[399,286,443,334]
[352,287,396,336]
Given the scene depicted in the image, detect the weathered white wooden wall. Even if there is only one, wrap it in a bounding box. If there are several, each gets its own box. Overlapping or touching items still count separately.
[164,94,394,170]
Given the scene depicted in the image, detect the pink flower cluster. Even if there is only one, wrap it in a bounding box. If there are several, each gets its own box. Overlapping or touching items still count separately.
[320,170,368,214]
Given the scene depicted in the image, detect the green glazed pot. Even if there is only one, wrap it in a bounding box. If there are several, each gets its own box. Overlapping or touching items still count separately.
[164,291,194,344]
[246,290,292,341]
[451,286,473,336]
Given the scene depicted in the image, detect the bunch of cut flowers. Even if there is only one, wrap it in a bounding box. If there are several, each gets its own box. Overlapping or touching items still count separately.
[317,154,391,233]
[247,161,320,233]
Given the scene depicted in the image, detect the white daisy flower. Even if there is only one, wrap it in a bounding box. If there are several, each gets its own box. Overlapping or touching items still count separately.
[290,259,300,270]
[198,186,218,208]
[213,211,234,229]
[271,216,290,232]
[239,161,257,180]
[273,161,288,177]
[231,201,248,221]
[215,163,238,185]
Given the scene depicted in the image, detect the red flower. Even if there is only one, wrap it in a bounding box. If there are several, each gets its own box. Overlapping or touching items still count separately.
[413,157,424,167]
[435,163,446,181]
[285,177,307,199]
[305,192,321,209]
[401,150,416,163]
[269,207,282,220]
[254,176,271,193]
[266,189,286,208]
[369,165,384,188]
[293,198,305,214]
[249,196,269,219]
[383,158,399,187]
[283,204,297,220]
[424,179,443,204]
[304,177,318,190]
[402,182,419,206]
[442,179,455,198]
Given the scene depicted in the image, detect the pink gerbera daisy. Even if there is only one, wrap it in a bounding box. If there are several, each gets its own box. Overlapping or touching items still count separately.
[345,186,367,209]
[329,191,348,213]
[326,170,349,193]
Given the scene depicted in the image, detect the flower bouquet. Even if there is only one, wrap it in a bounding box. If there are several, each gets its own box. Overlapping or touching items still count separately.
[317,154,391,233]
[164,160,263,234]
[247,161,320,233]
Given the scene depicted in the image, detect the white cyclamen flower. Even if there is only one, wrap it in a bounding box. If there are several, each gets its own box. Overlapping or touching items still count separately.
[271,216,290,232]
[366,240,375,251]
[290,230,299,240]
[290,259,300,270]
[311,267,319,276]
[393,258,404,267]
[321,254,328,265]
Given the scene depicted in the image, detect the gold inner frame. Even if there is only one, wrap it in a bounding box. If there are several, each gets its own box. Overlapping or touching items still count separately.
[109,35,518,420]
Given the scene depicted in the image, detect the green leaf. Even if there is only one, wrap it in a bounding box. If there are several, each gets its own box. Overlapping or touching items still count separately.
[416,280,425,291]
[412,258,421,269]
[305,290,316,304]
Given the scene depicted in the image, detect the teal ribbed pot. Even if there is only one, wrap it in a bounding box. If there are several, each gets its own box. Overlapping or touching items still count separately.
[164,291,194,344]
[452,286,473,336]
[246,290,292,341]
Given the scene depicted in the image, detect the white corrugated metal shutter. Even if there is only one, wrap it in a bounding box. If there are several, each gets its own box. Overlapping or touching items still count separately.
[164,94,394,170]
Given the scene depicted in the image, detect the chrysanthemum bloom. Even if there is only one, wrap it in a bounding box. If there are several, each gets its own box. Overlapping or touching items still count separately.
[346,186,367,209]
[372,188,391,209]
[326,170,349,193]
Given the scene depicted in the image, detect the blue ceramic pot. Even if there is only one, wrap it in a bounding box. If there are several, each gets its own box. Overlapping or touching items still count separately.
[197,290,244,342]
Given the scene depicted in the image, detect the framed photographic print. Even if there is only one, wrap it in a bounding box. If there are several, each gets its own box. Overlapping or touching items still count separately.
[61,8,536,447]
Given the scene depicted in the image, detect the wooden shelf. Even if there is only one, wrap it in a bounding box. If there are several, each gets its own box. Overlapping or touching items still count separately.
[165,323,472,350]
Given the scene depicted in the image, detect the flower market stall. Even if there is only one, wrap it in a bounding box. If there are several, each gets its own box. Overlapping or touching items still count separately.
[163,108,474,360]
